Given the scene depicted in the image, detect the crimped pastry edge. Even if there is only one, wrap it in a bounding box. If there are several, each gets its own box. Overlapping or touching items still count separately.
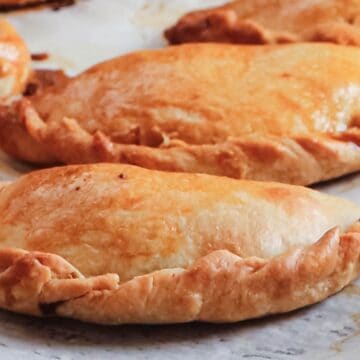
[0,98,359,186]
[0,224,358,324]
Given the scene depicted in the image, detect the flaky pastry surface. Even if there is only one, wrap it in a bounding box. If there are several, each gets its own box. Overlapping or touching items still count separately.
[165,0,360,46]
[0,163,359,324]
[0,43,359,185]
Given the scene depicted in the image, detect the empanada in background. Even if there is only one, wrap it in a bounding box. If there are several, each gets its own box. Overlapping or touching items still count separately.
[165,0,360,46]
[0,163,358,324]
[0,0,74,11]
[0,19,30,98]
[1,43,359,185]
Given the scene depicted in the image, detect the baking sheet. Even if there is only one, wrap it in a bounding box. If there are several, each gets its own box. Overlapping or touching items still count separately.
[0,1,359,359]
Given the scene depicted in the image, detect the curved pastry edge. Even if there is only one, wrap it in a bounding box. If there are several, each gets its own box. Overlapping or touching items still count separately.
[0,99,359,185]
[0,224,358,324]
[0,247,119,316]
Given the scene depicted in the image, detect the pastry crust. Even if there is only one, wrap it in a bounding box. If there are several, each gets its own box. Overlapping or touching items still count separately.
[165,0,360,46]
[0,19,30,98]
[0,163,358,324]
[0,0,74,11]
[0,43,359,185]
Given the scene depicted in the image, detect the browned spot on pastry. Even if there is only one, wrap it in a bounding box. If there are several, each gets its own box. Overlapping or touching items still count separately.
[332,128,360,147]
[281,72,291,78]
[239,140,284,163]
[263,186,295,200]
[296,136,338,158]
[23,82,38,97]
[23,69,68,97]
[261,185,319,216]
[26,69,68,96]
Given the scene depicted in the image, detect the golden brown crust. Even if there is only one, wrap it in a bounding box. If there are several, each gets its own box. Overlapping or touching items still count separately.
[0,43,359,185]
[57,228,360,324]
[165,0,360,46]
[0,19,30,98]
[0,248,119,316]
[0,164,358,324]
[13,101,360,184]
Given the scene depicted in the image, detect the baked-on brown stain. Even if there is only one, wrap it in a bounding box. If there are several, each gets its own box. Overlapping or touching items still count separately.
[31,53,49,61]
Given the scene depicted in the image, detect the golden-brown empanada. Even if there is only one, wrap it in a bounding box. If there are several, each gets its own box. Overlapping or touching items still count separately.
[0,163,358,324]
[0,19,30,98]
[165,0,360,46]
[0,43,359,185]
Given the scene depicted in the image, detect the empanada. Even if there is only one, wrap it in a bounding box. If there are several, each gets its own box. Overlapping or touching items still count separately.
[0,19,30,98]
[0,0,74,11]
[1,43,359,185]
[165,0,360,46]
[0,163,358,324]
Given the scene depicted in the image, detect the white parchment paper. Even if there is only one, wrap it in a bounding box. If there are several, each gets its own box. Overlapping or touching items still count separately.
[0,1,358,359]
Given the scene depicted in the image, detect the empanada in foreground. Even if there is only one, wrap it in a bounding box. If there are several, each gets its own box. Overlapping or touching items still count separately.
[165,0,360,46]
[1,43,359,185]
[0,164,358,324]
[0,19,30,98]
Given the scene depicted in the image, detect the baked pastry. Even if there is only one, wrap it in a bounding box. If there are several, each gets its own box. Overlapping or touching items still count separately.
[0,163,358,324]
[0,0,74,11]
[0,19,30,98]
[1,43,359,185]
[165,0,360,46]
